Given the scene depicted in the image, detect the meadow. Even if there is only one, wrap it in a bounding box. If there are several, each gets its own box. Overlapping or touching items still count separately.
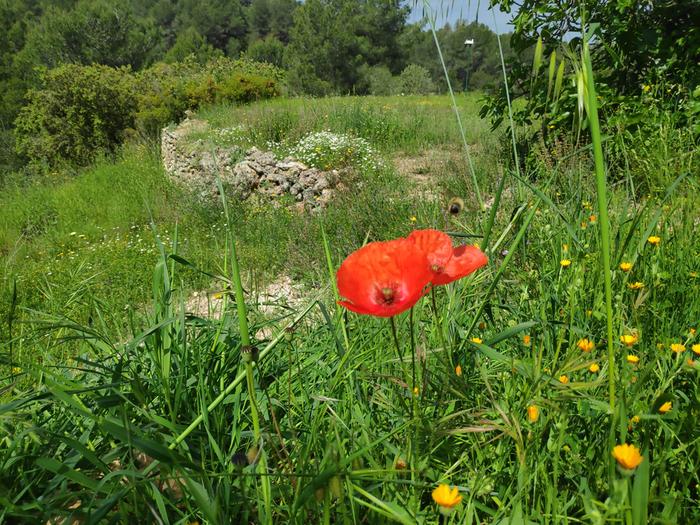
[1,84,699,525]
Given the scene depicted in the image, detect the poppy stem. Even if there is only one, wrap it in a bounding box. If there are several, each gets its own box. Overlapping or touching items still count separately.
[431,287,451,365]
[409,308,416,392]
[389,316,409,381]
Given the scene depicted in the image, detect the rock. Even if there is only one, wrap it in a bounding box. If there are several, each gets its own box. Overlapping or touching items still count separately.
[162,120,345,210]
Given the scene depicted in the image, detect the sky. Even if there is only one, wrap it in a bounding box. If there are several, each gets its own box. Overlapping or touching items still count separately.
[408,0,515,33]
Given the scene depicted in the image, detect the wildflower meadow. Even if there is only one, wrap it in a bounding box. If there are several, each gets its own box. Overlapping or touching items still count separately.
[1,2,699,524]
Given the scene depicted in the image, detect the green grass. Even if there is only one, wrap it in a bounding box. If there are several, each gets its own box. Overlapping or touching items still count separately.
[1,93,699,524]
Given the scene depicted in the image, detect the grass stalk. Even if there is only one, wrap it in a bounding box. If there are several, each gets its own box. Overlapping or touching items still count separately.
[582,39,616,411]
[423,0,483,209]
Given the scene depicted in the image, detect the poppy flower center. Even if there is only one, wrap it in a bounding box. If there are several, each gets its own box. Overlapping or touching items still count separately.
[431,264,444,274]
[378,286,396,305]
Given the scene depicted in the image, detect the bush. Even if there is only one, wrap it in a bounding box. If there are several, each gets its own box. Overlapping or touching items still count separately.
[246,36,285,68]
[216,72,280,105]
[14,64,137,168]
[399,64,436,95]
[363,66,401,96]
[135,57,284,136]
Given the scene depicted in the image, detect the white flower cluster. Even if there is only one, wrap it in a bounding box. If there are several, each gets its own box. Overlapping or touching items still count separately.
[288,131,383,173]
[213,125,247,146]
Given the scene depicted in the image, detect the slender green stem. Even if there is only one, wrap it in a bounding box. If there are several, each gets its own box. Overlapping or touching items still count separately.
[583,40,615,411]
[431,287,451,364]
[388,316,409,381]
[409,307,416,391]
[423,0,483,209]
[245,358,270,523]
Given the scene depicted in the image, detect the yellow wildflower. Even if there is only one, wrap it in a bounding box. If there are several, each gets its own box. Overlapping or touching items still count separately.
[630,415,640,425]
[527,405,539,422]
[562,244,569,252]
[577,338,595,352]
[670,343,686,354]
[619,262,633,272]
[628,281,645,290]
[410,216,417,223]
[470,337,483,344]
[647,235,661,246]
[689,328,696,336]
[658,401,672,414]
[412,386,419,396]
[560,259,572,268]
[620,334,638,347]
[612,443,643,471]
[455,365,462,377]
[642,84,651,93]
[692,344,700,356]
[589,214,597,224]
[589,362,600,373]
[559,375,569,384]
[432,484,462,514]
[626,355,640,364]
[523,334,531,346]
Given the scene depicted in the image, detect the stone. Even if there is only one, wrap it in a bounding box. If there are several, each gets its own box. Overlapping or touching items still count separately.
[162,120,345,210]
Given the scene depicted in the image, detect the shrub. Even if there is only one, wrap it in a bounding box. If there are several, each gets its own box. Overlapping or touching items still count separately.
[399,64,436,95]
[246,36,285,68]
[363,66,401,96]
[216,72,280,105]
[14,64,137,168]
[135,57,284,136]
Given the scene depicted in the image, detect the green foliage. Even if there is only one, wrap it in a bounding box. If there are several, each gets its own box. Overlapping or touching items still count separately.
[173,0,248,51]
[1,94,699,522]
[10,57,282,168]
[14,64,138,168]
[285,0,409,95]
[485,0,700,167]
[399,20,515,93]
[246,36,285,68]
[18,0,159,70]
[248,0,297,43]
[362,65,401,96]
[164,27,223,64]
[135,57,283,136]
[399,64,436,95]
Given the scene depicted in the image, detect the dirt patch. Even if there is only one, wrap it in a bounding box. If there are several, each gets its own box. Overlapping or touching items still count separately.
[183,275,308,340]
[392,148,463,201]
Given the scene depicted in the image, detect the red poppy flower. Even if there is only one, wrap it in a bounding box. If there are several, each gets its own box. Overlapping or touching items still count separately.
[407,229,488,286]
[336,238,432,317]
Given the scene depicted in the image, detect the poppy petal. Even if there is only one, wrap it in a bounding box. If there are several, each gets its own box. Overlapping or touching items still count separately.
[336,238,432,317]
[406,229,453,270]
[433,244,488,286]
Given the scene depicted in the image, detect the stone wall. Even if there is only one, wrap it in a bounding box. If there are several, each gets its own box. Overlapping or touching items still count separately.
[161,119,341,210]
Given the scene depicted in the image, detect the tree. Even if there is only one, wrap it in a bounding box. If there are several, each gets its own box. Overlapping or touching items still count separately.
[286,0,409,95]
[248,0,297,43]
[246,36,285,68]
[491,0,700,93]
[174,0,248,53]
[165,27,223,64]
[18,0,160,70]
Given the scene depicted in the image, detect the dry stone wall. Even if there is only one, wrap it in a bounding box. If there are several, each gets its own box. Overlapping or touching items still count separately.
[161,119,342,210]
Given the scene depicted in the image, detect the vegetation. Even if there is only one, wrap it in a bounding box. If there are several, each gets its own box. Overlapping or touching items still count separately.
[1,1,699,524]
[0,0,513,173]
